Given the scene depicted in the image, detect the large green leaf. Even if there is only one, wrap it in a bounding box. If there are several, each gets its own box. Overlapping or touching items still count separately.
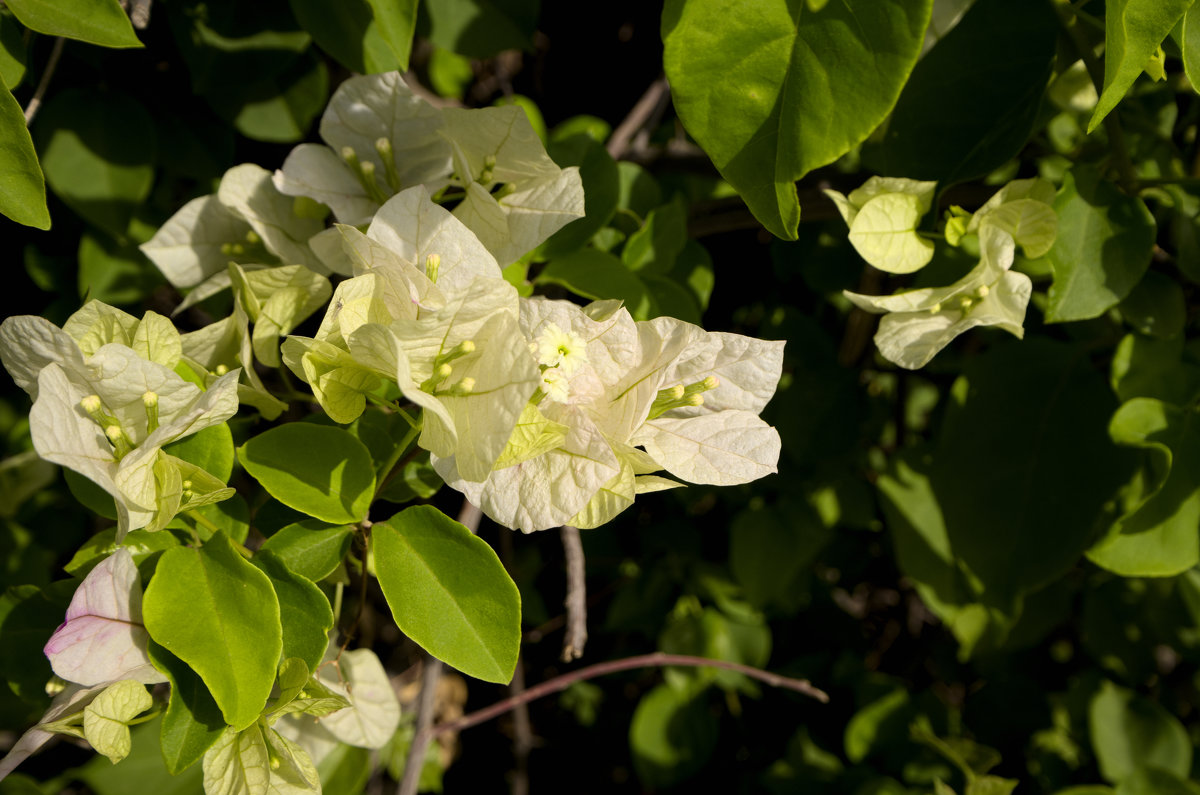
[662,0,930,240]
[1089,0,1193,133]
[930,340,1134,609]
[142,532,282,730]
[1046,169,1156,323]
[0,15,27,89]
[0,78,49,230]
[251,551,333,673]
[1088,398,1200,576]
[147,642,225,775]
[1089,680,1191,784]
[35,88,156,239]
[239,424,375,524]
[5,0,141,48]
[372,505,521,683]
[868,0,1056,184]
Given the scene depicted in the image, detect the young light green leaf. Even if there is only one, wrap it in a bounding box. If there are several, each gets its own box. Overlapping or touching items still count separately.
[1046,169,1156,323]
[845,192,935,274]
[1087,398,1200,577]
[0,76,50,230]
[372,505,521,683]
[308,647,398,747]
[251,551,334,673]
[663,0,931,239]
[142,533,282,731]
[82,680,153,765]
[147,641,226,776]
[202,725,270,795]
[492,403,569,469]
[5,0,142,48]
[1088,0,1193,133]
[239,424,376,524]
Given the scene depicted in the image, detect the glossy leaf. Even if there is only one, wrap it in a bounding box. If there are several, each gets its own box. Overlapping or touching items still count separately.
[1046,169,1156,323]
[239,424,375,524]
[142,533,282,730]
[259,520,356,582]
[5,0,141,48]
[289,0,401,74]
[35,88,156,239]
[251,551,333,673]
[663,0,930,239]
[365,0,418,69]
[930,340,1134,608]
[1089,0,1193,133]
[148,641,226,776]
[1088,398,1200,576]
[869,0,1056,185]
[0,77,49,230]
[372,505,521,683]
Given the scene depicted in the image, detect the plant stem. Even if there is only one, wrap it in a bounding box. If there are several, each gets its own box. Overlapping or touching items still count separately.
[560,525,588,662]
[426,652,829,741]
[24,37,65,125]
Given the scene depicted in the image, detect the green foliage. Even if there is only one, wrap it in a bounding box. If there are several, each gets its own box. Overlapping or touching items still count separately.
[373,505,521,683]
[5,0,141,48]
[663,0,931,239]
[0,76,48,230]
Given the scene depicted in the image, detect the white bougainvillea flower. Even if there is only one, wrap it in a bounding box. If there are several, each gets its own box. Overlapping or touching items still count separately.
[845,223,1032,369]
[274,71,453,226]
[441,105,585,265]
[965,177,1058,258]
[825,176,938,274]
[141,164,328,314]
[0,310,240,538]
[179,301,288,420]
[435,298,785,532]
[44,549,164,687]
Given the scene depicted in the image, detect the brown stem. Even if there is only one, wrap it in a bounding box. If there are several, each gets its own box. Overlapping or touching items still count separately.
[428,652,829,740]
[24,37,65,125]
[607,76,670,160]
[560,525,588,662]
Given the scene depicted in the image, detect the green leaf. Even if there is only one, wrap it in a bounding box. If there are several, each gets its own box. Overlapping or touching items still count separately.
[869,0,1057,185]
[538,133,619,258]
[201,725,270,795]
[535,248,653,319]
[1114,768,1200,795]
[376,453,443,505]
[1109,333,1200,405]
[663,0,931,239]
[930,340,1134,608]
[0,78,49,230]
[729,503,826,609]
[289,0,401,74]
[5,0,141,47]
[1046,168,1156,323]
[64,527,181,577]
[224,50,329,144]
[0,15,27,89]
[1089,680,1191,783]
[372,505,521,683]
[1182,4,1200,93]
[142,532,282,730]
[365,0,418,69]
[83,680,153,765]
[163,422,235,483]
[260,520,356,582]
[35,88,156,239]
[1089,0,1193,133]
[239,424,375,524]
[844,688,910,764]
[251,551,333,673]
[1119,270,1186,339]
[423,0,537,58]
[622,198,687,274]
[1088,399,1200,576]
[147,641,225,775]
[77,232,163,306]
[629,683,718,789]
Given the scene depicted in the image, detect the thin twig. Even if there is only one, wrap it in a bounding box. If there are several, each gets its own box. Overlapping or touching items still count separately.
[24,37,65,125]
[427,652,829,741]
[397,658,443,795]
[607,76,670,160]
[560,525,587,662]
[397,499,483,795]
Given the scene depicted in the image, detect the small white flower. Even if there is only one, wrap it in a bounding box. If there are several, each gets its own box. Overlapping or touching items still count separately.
[534,322,589,375]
